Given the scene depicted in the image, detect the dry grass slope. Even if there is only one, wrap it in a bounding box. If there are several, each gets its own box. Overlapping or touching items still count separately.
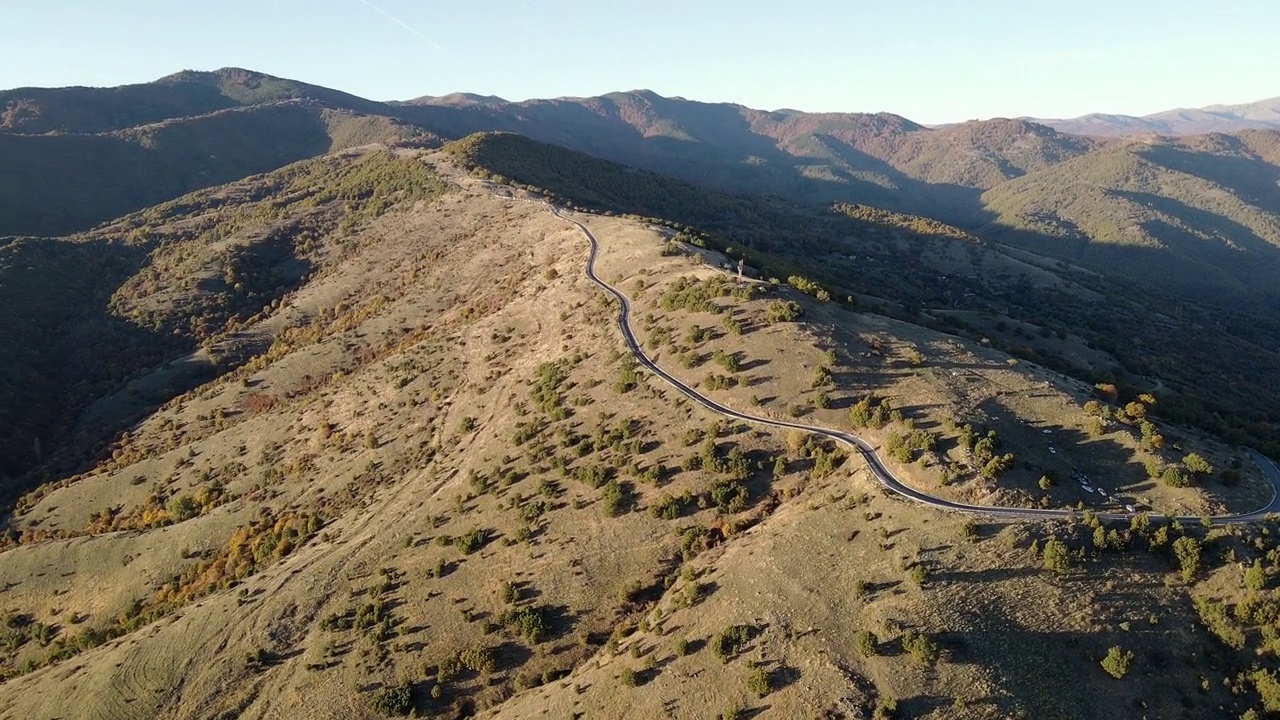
[1,151,1279,720]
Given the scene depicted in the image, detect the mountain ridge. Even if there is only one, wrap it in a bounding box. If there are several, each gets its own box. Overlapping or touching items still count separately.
[1030,96,1280,137]
[4,67,1280,310]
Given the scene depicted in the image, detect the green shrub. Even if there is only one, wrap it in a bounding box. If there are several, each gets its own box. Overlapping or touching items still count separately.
[456,527,488,554]
[368,682,413,716]
[601,480,632,517]
[354,600,387,631]
[1184,452,1214,475]
[499,605,552,644]
[1100,645,1133,679]
[167,495,200,522]
[712,624,753,663]
[1162,464,1192,488]
[910,565,930,585]
[712,349,740,373]
[1042,538,1070,574]
[1246,559,1268,591]
[787,275,830,301]
[854,630,878,657]
[649,493,683,520]
[849,397,873,428]
[499,580,519,604]
[901,629,940,665]
[458,643,497,673]
[1173,535,1201,582]
[709,479,748,513]
[1251,669,1280,713]
[981,453,1015,480]
[1194,596,1245,650]
[614,359,641,394]
[704,373,736,391]
[747,664,773,697]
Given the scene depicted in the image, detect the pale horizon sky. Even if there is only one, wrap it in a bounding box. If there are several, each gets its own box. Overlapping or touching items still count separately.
[4,0,1279,124]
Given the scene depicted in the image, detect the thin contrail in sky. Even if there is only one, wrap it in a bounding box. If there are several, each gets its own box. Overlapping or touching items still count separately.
[358,0,445,53]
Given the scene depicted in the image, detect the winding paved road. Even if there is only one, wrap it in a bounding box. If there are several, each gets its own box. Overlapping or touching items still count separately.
[548,206,1280,525]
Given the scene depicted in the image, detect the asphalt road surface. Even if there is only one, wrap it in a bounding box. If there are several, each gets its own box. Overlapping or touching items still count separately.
[549,206,1280,525]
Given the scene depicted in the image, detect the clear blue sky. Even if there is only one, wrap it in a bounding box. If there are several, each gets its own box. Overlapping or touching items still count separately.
[4,0,1278,123]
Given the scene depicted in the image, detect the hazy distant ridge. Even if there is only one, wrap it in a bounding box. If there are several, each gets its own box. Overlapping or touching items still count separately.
[1030,97,1280,137]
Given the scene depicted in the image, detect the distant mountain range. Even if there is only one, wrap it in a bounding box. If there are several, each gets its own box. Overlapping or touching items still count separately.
[1030,97,1280,137]
[4,68,1280,306]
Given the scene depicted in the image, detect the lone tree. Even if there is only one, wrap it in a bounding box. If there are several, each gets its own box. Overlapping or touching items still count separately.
[1100,645,1134,679]
[167,494,200,522]
[854,630,878,657]
[1042,538,1071,574]
[1173,536,1202,583]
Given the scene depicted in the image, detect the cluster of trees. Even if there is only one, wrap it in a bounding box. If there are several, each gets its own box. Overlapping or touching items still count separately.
[786,275,831,302]
[765,300,802,323]
[711,623,759,663]
[886,429,937,464]
[660,276,728,314]
[849,396,898,430]
[955,425,1014,480]
[1032,511,1280,712]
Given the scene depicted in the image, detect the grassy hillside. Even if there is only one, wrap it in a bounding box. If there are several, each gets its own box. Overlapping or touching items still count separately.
[1,156,1279,718]
[3,68,1279,470]
[0,149,449,488]
[446,131,1280,458]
